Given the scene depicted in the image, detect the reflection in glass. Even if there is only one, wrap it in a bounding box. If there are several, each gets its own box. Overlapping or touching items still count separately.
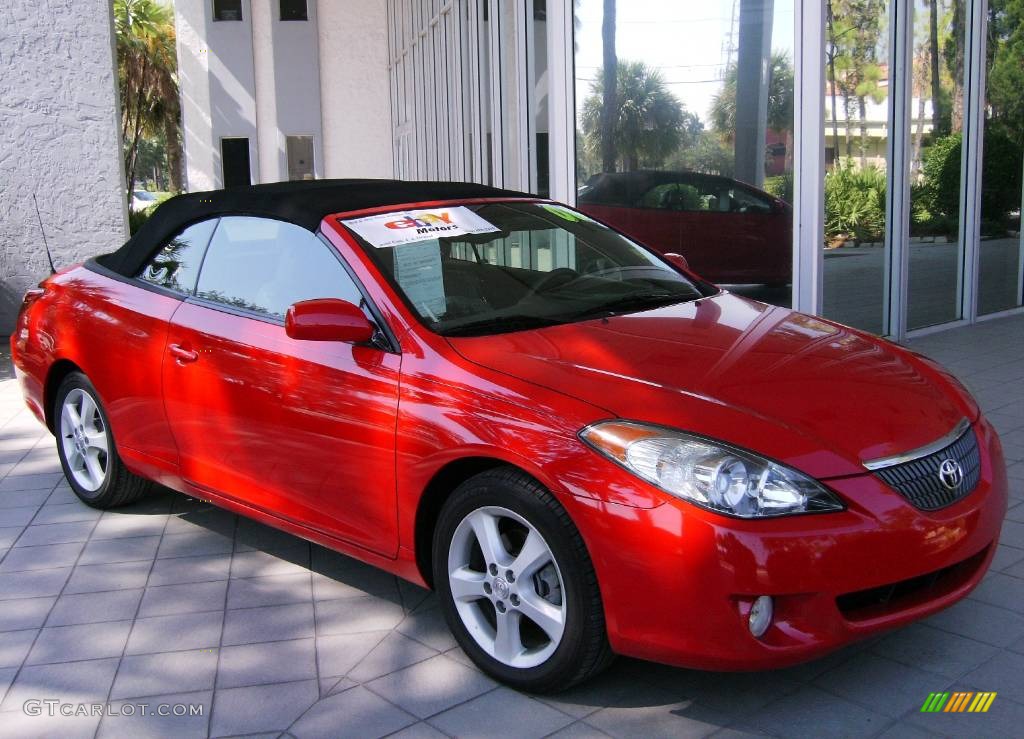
[531,0,550,197]
[822,0,890,334]
[138,219,218,294]
[976,0,1024,315]
[907,0,966,330]
[573,0,794,306]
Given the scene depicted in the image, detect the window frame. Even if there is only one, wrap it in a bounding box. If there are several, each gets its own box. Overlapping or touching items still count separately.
[212,0,244,22]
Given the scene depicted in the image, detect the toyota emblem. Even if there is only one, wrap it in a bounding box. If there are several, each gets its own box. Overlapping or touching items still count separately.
[938,459,964,491]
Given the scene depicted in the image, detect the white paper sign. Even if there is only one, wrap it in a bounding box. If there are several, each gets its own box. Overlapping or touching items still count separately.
[342,206,500,248]
[393,240,447,319]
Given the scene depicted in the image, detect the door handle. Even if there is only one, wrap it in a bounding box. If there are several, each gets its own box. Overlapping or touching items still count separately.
[169,344,199,364]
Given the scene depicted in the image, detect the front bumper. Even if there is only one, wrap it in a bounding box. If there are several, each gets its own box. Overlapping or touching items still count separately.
[565,417,1007,671]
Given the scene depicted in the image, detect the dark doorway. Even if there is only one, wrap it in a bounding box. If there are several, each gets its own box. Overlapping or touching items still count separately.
[221,138,251,188]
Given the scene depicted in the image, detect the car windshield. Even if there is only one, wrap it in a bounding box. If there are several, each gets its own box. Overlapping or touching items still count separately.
[341,201,714,337]
[134,191,156,201]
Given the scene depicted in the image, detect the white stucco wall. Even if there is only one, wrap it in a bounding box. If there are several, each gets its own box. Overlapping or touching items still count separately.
[0,0,127,331]
[318,0,394,179]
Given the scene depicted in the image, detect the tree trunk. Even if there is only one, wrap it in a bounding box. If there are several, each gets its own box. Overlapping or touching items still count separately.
[126,69,148,195]
[950,0,965,132]
[928,0,943,134]
[912,59,928,179]
[124,55,149,197]
[164,114,183,192]
[858,96,869,168]
[600,0,617,173]
[843,92,854,160]
[826,2,841,168]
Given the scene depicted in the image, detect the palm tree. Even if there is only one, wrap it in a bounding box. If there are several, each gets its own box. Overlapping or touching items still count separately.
[115,0,181,195]
[581,61,695,172]
[709,53,795,140]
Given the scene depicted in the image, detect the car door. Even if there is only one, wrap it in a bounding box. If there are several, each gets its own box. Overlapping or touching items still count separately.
[161,216,401,556]
[84,217,219,472]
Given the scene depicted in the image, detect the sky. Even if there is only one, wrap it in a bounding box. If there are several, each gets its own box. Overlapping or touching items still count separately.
[573,0,795,126]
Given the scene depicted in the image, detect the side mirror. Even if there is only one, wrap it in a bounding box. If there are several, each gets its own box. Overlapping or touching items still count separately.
[285,298,376,344]
[664,252,689,272]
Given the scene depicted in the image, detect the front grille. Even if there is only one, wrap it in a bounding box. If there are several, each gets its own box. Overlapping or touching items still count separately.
[874,427,981,511]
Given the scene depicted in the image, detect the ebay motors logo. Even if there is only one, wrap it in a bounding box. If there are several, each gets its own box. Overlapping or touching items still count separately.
[384,212,459,235]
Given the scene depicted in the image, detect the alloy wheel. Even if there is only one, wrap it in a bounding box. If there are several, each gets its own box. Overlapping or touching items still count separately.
[446,506,567,669]
[59,388,109,492]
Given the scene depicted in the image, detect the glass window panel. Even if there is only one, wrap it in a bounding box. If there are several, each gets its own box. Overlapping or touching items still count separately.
[976,0,1024,315]
[196,217,362,319]
[280,0,308,22]
[573,0,795,307]
[532,0,550,197]
[286,135,315,181]
[907,0,967,330]
[822,0,891,334]
[213,0,243,22]
[138,219,218,294]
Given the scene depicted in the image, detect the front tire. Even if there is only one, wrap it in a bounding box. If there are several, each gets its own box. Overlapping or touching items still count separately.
[54,372,151,509]
[433,467,613,692]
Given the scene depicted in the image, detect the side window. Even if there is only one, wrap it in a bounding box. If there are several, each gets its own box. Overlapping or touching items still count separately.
[638,183,704,211]
[195,216,363,319]
[138,219,218,294]
[728,187,775,214]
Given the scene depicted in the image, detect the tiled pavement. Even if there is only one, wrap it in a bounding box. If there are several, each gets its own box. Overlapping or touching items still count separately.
[0,315,1022,739]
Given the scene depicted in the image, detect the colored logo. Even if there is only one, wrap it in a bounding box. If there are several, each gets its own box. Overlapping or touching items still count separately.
[937,458,964,490]
[920,691,996,713]
[384,212,454,230]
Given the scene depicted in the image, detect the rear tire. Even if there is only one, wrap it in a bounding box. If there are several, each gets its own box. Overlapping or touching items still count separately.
[433,467,613,693]
[53,372,151,509]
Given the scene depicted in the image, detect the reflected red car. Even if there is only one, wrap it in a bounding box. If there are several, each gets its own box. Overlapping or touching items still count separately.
[578,170,793,285]
[10,180,1006,693]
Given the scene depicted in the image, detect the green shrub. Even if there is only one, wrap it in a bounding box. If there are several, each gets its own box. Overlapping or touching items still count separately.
[921,131,1023,228]
[763,173,793,204]
[825,161,887,244]
[129,204,157,235]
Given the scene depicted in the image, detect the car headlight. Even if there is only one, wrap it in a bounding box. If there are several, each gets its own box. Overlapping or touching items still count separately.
[580,421,844,518]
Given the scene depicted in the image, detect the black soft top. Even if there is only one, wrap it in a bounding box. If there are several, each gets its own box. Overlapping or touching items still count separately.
[97,178,530,277]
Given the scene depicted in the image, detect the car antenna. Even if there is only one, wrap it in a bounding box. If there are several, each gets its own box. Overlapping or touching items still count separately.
[32,193,57,275]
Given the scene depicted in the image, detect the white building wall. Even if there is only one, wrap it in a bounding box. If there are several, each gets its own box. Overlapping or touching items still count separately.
[318,0,394,179]
[251,1,279,181]
[176,0,260,190]
[179,0,390,187]
[0,0,127,330]
[253,0,325,182]
[272,2,324,179]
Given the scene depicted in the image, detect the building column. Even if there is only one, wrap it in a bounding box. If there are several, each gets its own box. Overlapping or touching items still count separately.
[734,0,774,188]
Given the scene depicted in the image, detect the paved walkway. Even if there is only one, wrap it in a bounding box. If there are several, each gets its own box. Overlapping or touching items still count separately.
[0,315,1022,738]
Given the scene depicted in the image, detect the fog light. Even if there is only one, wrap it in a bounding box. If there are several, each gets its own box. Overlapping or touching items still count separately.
[748,595,773,638]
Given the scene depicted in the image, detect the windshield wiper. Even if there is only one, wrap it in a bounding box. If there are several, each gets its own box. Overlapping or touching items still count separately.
[572,292,694,321]
[441,314,564,337]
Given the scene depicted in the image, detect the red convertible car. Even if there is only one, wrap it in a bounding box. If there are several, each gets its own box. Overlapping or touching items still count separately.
[577,170,793,286]
[11,180,1006,692]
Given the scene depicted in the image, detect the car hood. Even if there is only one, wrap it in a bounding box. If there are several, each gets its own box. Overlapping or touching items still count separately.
[447,293,978,479]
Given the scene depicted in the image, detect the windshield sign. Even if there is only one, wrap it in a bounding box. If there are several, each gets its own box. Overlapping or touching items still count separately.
[342,202,714,337]
[343,206,500,248]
